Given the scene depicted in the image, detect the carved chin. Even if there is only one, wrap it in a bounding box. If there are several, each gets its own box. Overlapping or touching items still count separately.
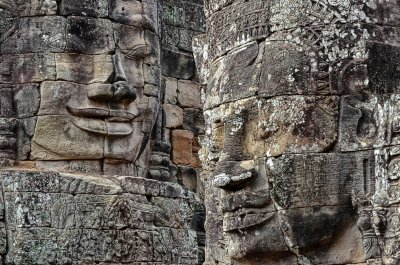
[224,213,289,259]
[31,115,144,161]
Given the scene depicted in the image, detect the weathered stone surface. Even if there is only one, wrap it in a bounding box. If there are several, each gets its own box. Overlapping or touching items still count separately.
[161,49,195,79]
[17,0,58,16]
[60,0,108,17]
[109,0,144,27]
[55,54,114,84]
[195,0,400,264]
[1,16,66,53]
[0,53,56,83]
[177,79,202,108]
[0,0,206,263]
[0,170,201,264]
[32,115,105,160]
[172,130,196,166]
[13,84,40,118]
[164,77,178,104]
[183,108,205,135]
[192,34,208,85]
[66,17,115,54]
[164,103,183,128]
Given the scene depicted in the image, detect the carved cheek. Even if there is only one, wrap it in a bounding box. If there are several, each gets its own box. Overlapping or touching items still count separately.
[122,56,144,90]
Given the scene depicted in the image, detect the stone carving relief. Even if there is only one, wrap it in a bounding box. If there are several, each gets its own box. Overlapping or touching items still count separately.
[195,0,400,264]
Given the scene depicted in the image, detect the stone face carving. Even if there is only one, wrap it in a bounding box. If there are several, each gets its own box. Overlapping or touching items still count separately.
[194,0,400,264]
[0,0,165,176]
[0,0,205,263]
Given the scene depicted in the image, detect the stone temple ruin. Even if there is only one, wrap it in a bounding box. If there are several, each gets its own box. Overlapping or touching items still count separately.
[0,0,400,264]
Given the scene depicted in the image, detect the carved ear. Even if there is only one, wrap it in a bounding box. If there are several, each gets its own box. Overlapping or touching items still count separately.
[192,34,209,85]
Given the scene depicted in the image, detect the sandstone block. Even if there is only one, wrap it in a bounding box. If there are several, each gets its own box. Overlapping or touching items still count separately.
[204,42,260,109]
[13,84,40,118]
[178,28,200,52]
[144,29,160,65]
[338,94,387,151]
[161,49,195,79]
[55,54,114,84]
[177,80,202,108]
[1,16,66,53]
[172,129,194,165]
[142,0,159,34]
[31,115,105,160]
[183,108,205,135]
[109,0,143,26]
[66,17,114,54]
[118,176,160,196]
[16,117,37,160]
[18,0,58,16]
[0,53,56,83]
[104,122,144,162]
[164,104,183,128]
[0,85,13,118]
[162,25,180,47]
[60,0,108,17]
[164,77,178,104]
[266,152,375,209]
[35,160,102,174]
[205,96,338,159]
[144,64,161,86]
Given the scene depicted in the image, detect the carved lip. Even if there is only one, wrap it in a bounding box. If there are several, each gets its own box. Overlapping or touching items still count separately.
[71,117,134,136]
[221,189,273,232]
[67,105,138,136]
[67,105,137,122]
[221,189,271,213]
[223,209,275,232]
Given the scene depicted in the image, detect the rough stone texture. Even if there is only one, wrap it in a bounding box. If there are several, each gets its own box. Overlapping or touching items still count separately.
[194,0,400,265]
[164,103,184,129]
[172,130,195,165]
[177,80,202,108]
[0,170,203,264]
[160,0,205,196]
[0,0,206,263]
[165,77,178,104]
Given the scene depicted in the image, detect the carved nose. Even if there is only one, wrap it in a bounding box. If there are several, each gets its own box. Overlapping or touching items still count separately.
[212,160,256,191]
[111,80,136,103]
[87,51,136,103]
[111,51,136,103]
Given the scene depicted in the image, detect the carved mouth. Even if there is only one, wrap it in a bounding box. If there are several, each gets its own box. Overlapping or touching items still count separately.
[67,106,137,121]
[221,189,271,213]
[67,106,138,136]
[221,189,273,232]
[223,209,275,232]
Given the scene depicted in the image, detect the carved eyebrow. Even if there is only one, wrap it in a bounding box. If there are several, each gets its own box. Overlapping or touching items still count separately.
[121,44,150,59]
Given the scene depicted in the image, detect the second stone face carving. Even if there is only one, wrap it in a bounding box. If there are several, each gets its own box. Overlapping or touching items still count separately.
[195,0,400,264]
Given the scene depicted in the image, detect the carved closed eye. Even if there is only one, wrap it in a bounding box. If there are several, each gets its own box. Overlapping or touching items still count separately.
[121,44,150,59]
